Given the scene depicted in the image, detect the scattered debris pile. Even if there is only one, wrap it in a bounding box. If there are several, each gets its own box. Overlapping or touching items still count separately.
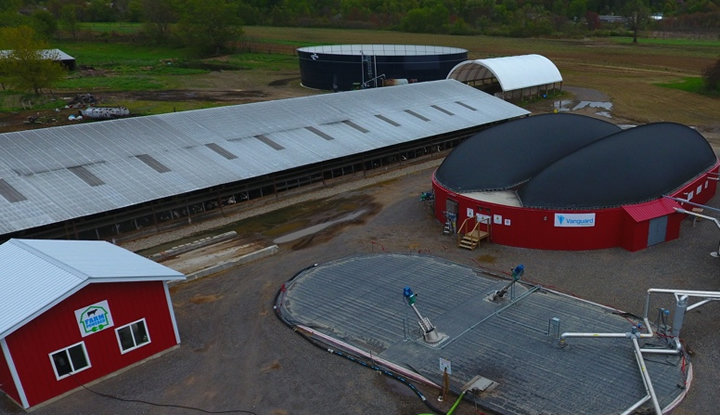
[23,113,56,125]
[66,93,130,120]
[68,93,98,108]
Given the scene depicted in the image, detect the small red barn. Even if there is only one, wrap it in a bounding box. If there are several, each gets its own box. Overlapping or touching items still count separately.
[0,239,185,410]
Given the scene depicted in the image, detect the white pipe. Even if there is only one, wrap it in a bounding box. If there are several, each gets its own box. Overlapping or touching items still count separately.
[674,207,720,230]
[631,336,663,415]
[668,196,720,214]
[560,332,627,340]
[644,288,720,321]
[647,288,720,297]
[560,319,654,342]
[639,347,681,355]
[686,298,720,311]
[620,394,651,415]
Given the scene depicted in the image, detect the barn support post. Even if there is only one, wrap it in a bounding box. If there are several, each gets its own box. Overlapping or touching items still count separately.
[273,177,279,201]
[217,191,225,217]
[151,206,159,231]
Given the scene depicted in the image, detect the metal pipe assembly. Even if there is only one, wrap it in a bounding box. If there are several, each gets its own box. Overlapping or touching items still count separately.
[673,206,720,256]
[403,286,442,343]
[558,288,720,415]
[631,335,663,415]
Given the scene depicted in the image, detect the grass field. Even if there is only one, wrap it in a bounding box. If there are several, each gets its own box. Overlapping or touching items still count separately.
[241,26,720,130]
[2,26,719,136]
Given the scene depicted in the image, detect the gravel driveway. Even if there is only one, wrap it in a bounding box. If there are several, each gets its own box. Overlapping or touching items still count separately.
[8,160,719,415]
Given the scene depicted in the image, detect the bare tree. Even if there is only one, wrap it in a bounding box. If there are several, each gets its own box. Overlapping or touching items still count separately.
[622,0,650,43]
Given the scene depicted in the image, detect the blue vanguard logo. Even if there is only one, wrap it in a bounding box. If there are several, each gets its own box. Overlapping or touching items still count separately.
[555,213,595,227]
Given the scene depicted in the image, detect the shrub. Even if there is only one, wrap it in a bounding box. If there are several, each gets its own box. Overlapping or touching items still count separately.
[702,57,720,91]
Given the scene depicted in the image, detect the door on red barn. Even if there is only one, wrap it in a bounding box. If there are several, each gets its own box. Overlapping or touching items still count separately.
[647,216,668,247]
[445,199,458,234]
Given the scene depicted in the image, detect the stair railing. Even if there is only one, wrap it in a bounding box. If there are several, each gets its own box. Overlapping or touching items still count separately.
[456,216,474,245]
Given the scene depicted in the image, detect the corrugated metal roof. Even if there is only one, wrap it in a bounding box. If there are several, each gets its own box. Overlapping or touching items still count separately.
[623,197,681,222]
[447,54,563,91]
[0,80,529,236]
[0,239,184,339]
[0,49,74,61]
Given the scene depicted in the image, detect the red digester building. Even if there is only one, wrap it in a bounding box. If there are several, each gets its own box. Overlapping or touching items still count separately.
[432,114,719,251]
[0,239,185,410]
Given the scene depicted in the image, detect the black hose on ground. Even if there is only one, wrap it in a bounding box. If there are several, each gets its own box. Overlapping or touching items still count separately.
[272,264,443,415]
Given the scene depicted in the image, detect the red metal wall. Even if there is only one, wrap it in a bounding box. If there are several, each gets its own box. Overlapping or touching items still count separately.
[432,167,718,252]
[0,345,21,405]
[677,171,717,207]
[5,281,178,408]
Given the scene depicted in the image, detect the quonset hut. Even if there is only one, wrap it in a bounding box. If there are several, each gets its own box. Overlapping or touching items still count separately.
[432,113,719,251]
[446,54,562,100]
[298,45,468,91]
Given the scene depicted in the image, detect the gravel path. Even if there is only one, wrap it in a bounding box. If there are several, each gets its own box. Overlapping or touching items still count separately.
[12,159,720,415]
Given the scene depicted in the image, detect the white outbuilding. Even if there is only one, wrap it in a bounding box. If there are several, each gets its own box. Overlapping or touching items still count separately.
[447,54,562,100]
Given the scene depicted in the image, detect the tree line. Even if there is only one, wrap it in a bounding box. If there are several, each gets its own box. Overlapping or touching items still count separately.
[0,0,718,95]
[0,0,718,48]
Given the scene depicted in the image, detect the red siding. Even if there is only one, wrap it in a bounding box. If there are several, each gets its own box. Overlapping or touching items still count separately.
[0,345,21,405]
[620,214,650,252]
[5,281,177,408]
[432,165,719,252]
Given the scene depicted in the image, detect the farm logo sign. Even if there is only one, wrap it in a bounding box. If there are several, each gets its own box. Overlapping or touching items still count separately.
[75,300,114,337]
[554,213,596,227]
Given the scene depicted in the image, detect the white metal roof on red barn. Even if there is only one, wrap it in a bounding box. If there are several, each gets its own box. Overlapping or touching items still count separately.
[447,54,563,92]
[0,239,184,339]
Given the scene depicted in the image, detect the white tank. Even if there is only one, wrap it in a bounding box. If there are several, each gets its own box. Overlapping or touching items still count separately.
[80,107,130,119]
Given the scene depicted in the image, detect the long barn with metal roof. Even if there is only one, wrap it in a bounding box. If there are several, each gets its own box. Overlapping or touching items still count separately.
[0,79,529,242]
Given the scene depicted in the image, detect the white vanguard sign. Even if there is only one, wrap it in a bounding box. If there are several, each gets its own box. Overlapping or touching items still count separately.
[554,213,596,227]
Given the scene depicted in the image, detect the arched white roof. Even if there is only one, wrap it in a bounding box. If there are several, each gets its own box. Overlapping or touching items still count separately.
[447,54,562,92]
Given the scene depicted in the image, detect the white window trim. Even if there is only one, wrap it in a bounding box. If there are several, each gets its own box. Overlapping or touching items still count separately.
[48,341,91,381]
[115,318,151,354]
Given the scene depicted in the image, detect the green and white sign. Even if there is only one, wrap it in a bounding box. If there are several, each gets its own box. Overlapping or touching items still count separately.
[75,300,114,337]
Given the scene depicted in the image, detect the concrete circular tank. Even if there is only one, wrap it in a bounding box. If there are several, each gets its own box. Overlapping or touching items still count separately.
[297,44,468,91]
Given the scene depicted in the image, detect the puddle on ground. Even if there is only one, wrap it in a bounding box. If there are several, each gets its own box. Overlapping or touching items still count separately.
[595,111,612,119]
[553,100,573,112]
[554,100,614,119]
[572,101,613,111]
[273,209,367,244]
